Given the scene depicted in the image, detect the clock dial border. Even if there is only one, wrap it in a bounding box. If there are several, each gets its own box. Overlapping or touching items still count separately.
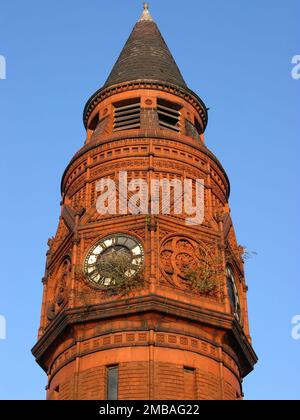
[83,234,145,290]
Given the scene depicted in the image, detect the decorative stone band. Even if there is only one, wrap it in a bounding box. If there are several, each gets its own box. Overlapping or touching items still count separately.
[47,331,241,386]
[61,136,230,196]
[83,80,209,131]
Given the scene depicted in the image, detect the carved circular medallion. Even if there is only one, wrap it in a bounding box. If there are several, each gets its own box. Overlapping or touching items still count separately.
[160,237,199,287]
[160,236,217,293]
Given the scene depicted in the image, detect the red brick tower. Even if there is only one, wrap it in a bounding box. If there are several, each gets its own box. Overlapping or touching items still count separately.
[32,4,257,400]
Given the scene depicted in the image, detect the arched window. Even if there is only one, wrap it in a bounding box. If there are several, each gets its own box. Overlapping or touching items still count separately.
[226,266,241,322]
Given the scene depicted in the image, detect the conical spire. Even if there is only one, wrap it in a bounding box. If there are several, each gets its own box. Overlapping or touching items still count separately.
[103,3,187,89]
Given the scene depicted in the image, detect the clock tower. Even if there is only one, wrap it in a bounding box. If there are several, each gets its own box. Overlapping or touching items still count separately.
[32,4,257,400]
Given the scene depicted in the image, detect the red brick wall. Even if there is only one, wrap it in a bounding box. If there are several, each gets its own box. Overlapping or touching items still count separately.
[119,362,150,400]
[47,344,241,400]
[154,363,184,400]
[77,366,106,400]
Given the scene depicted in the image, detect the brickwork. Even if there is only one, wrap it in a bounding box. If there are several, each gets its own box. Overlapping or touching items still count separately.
[77,366,106,400]
[154,362,185,400]
[119,362,150,400]
[46,344,242,401]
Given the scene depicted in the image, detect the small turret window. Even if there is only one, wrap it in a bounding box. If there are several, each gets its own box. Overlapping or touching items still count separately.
[113,98,141,132]
[88,113,100,132]
[157,98,181,132]
[107,365,119,400]
[194,118,203,136]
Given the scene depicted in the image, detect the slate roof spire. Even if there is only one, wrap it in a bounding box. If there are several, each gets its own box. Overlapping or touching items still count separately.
[103,3,187,89]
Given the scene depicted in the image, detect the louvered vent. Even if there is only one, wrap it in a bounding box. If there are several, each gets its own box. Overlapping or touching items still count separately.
[113,99,141,132]
[157,99,181,132]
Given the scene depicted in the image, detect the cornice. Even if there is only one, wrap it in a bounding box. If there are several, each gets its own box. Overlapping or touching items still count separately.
[32,294,257,377]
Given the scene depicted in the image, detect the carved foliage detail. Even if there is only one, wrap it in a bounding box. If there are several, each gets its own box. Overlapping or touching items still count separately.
[51,219,70,254]
[47,259,71,322]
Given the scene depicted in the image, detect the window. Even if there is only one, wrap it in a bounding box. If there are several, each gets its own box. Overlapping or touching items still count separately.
[113,98,141,132]
[184,367,196,400]
[107,366,119,400]
[157,98,181,132]
[88,113,100,132]
[194,118,203,136]
[226,266,241,322]
[53,385,60,400]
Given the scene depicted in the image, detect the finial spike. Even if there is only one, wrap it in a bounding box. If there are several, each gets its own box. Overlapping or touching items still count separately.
[139,2,153,22]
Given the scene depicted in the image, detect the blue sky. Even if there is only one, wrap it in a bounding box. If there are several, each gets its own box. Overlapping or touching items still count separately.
[0,0,299,400]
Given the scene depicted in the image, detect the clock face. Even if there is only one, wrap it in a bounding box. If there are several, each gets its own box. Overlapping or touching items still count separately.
[226,266,241,321]
[84,234,144,289]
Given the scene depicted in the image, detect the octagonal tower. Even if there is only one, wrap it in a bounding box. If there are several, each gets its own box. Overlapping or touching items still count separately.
[32,4,257,400]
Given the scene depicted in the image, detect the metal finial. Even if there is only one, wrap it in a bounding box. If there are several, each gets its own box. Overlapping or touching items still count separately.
[139,2,153,22]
